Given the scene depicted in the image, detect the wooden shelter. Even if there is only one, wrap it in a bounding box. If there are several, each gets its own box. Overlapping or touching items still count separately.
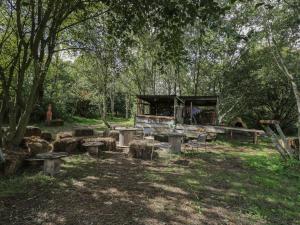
[135,95,218,128]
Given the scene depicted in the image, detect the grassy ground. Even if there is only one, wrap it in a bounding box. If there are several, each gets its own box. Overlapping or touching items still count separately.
[35,116,133,136]
[1,137,299,225]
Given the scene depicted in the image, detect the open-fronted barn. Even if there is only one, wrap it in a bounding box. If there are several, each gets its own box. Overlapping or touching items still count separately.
[135,95,218,128]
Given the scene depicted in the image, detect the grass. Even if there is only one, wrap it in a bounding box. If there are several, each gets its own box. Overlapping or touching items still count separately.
[35,116,134,136]
[0,172,55,197]
[144,140,300,224]
[1,131,300,224]
[70,116,133,127]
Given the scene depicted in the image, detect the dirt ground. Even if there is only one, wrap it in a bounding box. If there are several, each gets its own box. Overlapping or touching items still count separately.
[0,142,299,225]
[1,152,200,225]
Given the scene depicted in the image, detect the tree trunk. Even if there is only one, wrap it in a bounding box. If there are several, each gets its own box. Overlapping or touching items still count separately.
[110,89,115,116]
[290,80,300,160]
[125,94,130,119]
[102,96,107,119]
[194,64,200,96]
[7,61,43,147]
[269,35,300,160]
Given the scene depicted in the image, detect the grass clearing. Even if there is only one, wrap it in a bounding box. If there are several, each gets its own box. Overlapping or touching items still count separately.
[35,116,133,136]
[1,138,300,224]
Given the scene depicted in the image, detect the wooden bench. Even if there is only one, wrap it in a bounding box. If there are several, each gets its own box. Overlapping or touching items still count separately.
[26,152,68,176]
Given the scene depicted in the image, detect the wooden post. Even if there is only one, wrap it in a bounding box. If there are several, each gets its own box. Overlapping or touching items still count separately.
[253,132,258,144]
[137,98,140,115]
[216,96,219,125]
[174,97,176,120]
[168,134,184,153]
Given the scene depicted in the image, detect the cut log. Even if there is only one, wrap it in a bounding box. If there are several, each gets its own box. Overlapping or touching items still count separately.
[53,138,78,154]
[41,132,53,142]
[23,137,52,156]
[56,132,73,140]
[73,128,94,137]
[24,126,42,137]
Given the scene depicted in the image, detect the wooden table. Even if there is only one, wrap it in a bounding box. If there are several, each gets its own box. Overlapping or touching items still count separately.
[168,133,185,153]
[82,142,104,158]
[26,152,68,176]
[116,128,138,147]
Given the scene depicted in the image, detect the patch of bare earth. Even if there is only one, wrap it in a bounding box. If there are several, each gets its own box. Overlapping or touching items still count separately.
[1,142,275,225]
[1,152,202,225]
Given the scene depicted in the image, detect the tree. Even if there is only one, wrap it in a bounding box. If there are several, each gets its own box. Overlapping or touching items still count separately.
[0,0,103,149]
[256,0,300,159]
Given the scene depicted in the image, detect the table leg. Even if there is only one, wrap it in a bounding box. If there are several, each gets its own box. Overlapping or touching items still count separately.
[169,137,182,153]
[44,159,61,176]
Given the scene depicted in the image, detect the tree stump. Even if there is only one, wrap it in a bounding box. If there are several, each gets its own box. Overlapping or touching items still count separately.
[24,126,42,137]
[53,138,78,153]
[41,132,53,142]
[73,128,94,137]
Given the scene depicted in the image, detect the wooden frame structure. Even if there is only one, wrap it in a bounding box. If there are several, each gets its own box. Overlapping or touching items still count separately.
[260,120,298,159]
[135,95,218,128]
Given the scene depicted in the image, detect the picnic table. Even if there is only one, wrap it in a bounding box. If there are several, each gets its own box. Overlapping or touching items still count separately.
[26,152,68,176]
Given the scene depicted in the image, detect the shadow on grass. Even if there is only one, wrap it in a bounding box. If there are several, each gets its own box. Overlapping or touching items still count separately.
[177,150,300,224]
[1,146,300,225]
[0,153,201,225]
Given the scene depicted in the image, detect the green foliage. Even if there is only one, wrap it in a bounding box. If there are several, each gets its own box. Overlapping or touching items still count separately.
[1,0,299,147]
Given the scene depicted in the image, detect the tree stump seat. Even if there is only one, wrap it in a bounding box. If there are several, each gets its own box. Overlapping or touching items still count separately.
[26,152,68,176]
